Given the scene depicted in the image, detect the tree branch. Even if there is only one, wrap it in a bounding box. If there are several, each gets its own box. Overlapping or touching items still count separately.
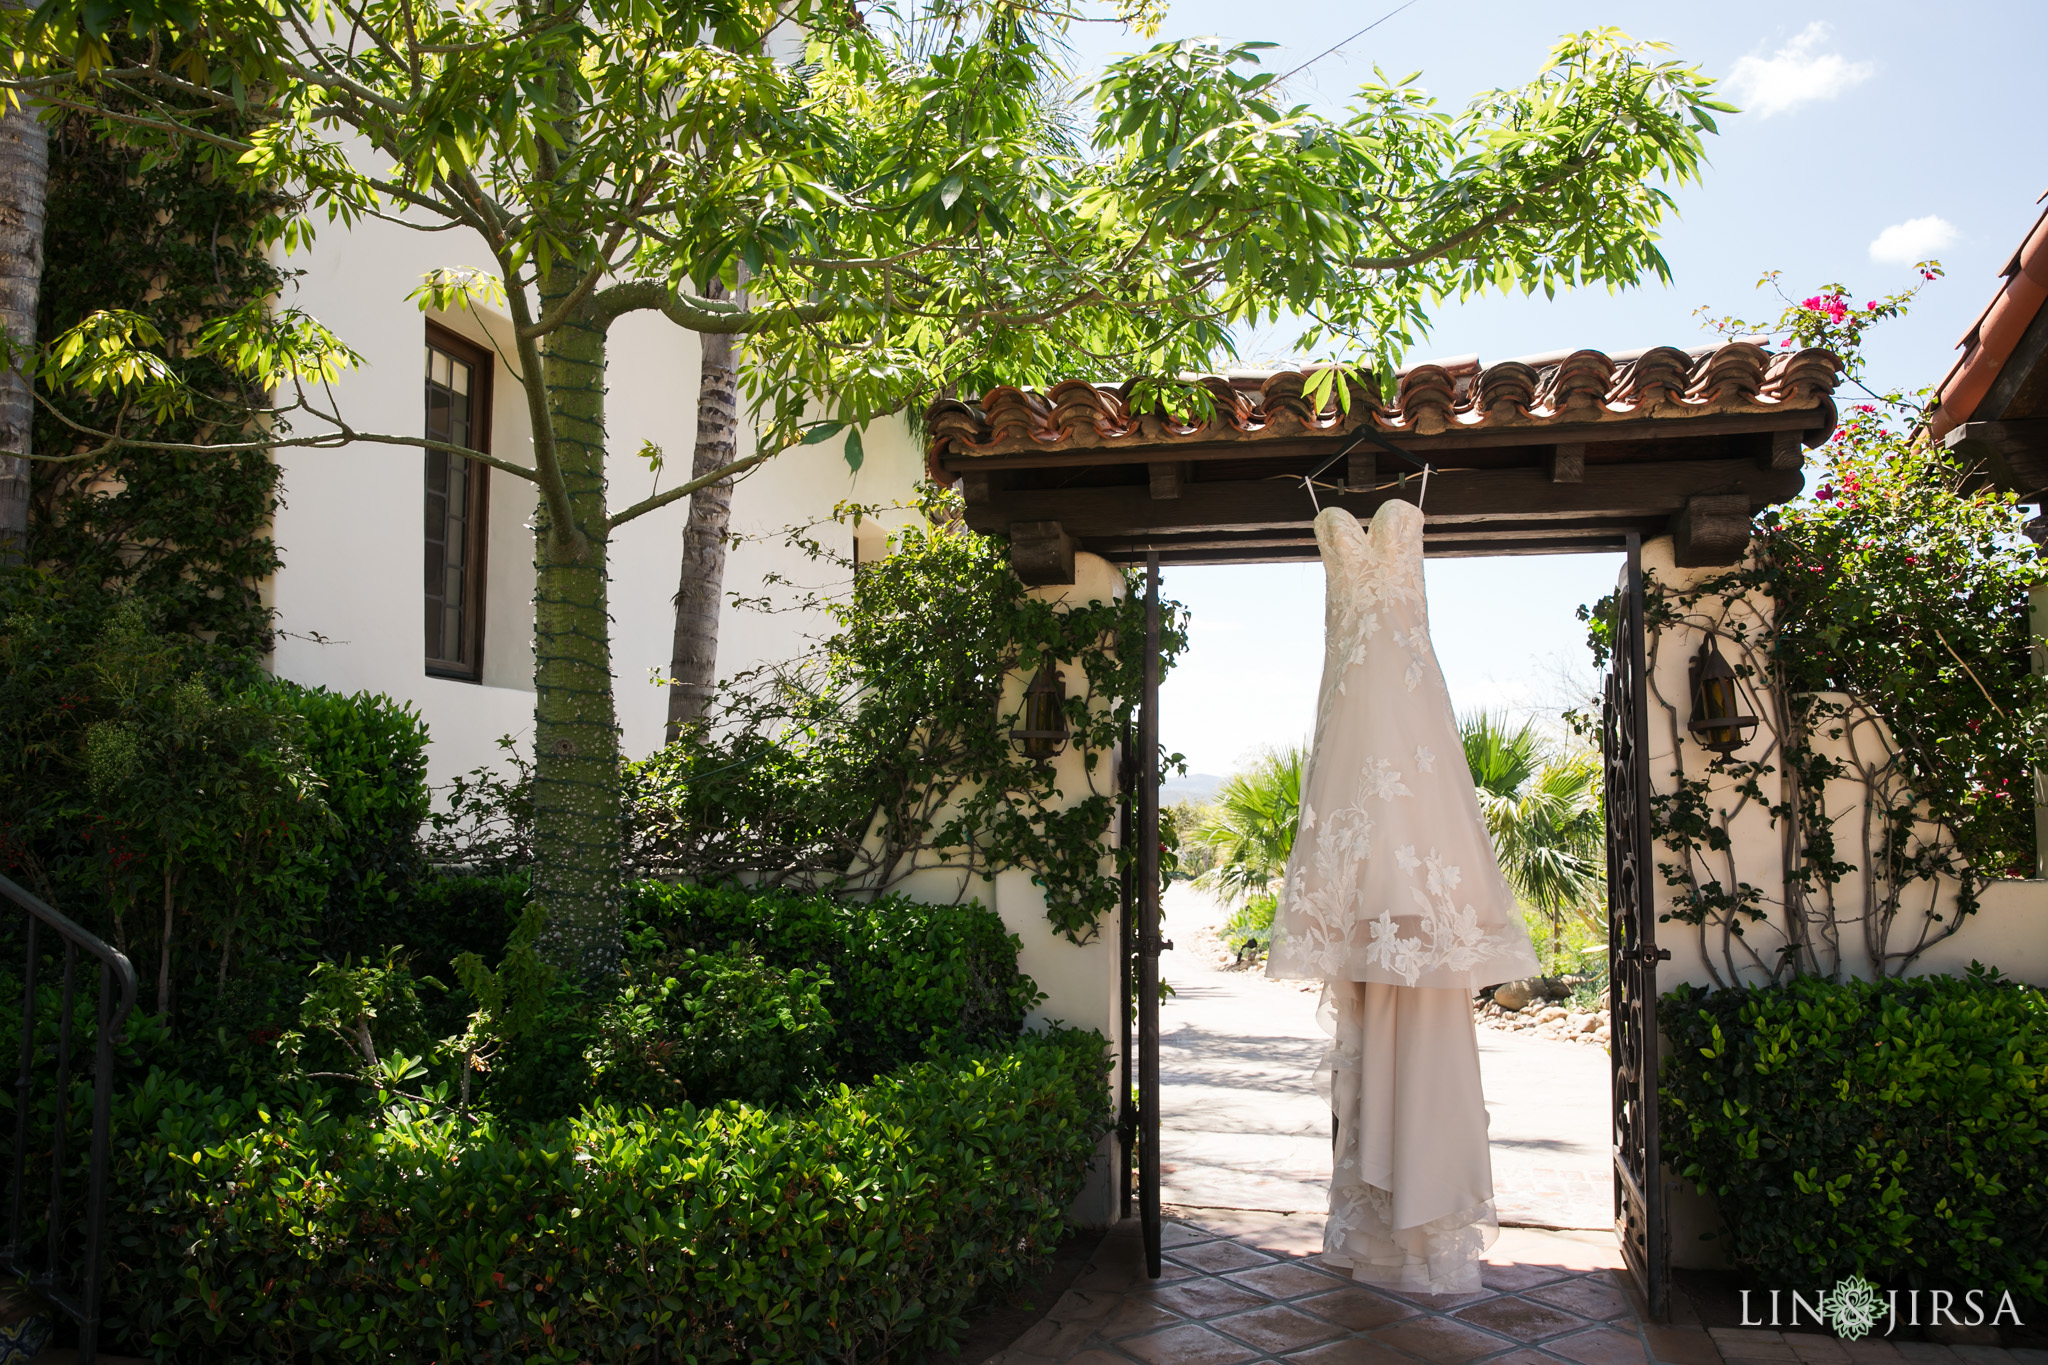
[28,390,544,480]
[607,445,779,530]
[588,279,836,333]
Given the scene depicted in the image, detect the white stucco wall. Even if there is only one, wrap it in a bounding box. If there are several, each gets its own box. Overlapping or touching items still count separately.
[1635,535,2048,994]
[262,211,927,785]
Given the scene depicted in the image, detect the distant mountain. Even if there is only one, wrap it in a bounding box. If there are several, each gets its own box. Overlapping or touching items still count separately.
[1161,772,1224,807]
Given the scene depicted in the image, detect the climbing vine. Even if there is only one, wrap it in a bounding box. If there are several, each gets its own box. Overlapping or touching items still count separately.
[28,111,293,649]
[623,486,1187,943]
[1585,270,2048,986]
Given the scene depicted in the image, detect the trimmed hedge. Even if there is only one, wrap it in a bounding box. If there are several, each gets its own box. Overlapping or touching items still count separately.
[106,1028,1111,1363]
[628,883,1045,1081]
[1661,969,2048,1293]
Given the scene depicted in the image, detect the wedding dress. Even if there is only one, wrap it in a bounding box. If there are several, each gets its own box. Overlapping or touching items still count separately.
[1267,499,1540,1293]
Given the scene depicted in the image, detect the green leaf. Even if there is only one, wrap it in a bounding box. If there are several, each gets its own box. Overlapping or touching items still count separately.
[844,426,865,473]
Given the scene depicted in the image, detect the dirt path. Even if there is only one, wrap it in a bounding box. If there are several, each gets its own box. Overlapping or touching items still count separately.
[1155,882,1611,1229]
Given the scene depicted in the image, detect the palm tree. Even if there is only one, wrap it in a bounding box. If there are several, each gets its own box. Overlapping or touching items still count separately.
[1460,712,1605,958]
[0,94,46,564]
[1190,746,1304,908]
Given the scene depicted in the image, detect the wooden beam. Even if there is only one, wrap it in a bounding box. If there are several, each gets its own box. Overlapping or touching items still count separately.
[1126,518,1651,555]
[1346,451,1375,491]
[936,406,1829,473]
[1671,494,1753,567]
[1095,531,1639,567]
[1148,461,1190,499]
[1762,429,1803,471]
[1008,520,1078,585]
[1548,443,1585,483]
[1944,420,2048,497]
[960,459,1802,541]
[959,469,999,506]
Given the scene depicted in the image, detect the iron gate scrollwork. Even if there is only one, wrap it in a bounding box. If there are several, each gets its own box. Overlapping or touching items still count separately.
[1605,534,1671,1321]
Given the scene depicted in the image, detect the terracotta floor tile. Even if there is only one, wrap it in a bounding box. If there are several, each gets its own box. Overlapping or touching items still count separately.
[1173,1239,1280,1274]
[1784,1337,1851,1364]
[1371,1313,1519,1364]
[1057,1353,1135,1365]
[2005,1353,2048,1365]
[1097,1297,1185,1342]
[1281,1338,1427,1365]
[1948,1348,2016,1365]
[1297,1286,1423,1332]
[1547,1326,1650,1365]
[1151,1278,1275,1321]
[1486,1351,1580,1365]
[1227,1260,1354,1301]
[1892,1346,1958,1365]
[1212,1304,1349,1354]
[1386,1287,1502,1311]
[1526,1277,1634,1323]
[1456,1296,1595,1343]
[1841,1344,1904,1365]
[1119,1322,1264,1365]
[1642,1324,1724,1365]
[1715,1332,1790,1346]
[1484,1263,1580,1293]
[1163,1221,1221,1248]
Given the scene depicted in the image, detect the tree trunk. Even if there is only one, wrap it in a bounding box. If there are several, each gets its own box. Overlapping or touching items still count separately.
[530,268,625,977]
[0,98,47,565]
[665,295,739,741]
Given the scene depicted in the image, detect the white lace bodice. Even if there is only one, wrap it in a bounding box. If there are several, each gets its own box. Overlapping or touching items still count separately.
[1265,502,1540,990]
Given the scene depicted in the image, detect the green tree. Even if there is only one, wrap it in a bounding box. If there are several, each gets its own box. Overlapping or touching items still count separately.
[2,0,1730,973]
[1190,746,1303,908]
[1459,712,1604,955]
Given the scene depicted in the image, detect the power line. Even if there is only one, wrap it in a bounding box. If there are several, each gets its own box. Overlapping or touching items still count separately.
[1273,0,1423,88]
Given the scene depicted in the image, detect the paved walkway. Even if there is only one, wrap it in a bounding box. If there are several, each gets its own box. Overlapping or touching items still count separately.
[1157,885,1611,1230]
[991,1207,1717,1365]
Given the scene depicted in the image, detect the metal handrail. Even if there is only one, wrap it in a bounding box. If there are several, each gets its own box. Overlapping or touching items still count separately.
[4,872,137,1364]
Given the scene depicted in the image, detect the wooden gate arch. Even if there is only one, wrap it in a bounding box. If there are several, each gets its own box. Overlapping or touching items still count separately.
[927,341,1842,1312]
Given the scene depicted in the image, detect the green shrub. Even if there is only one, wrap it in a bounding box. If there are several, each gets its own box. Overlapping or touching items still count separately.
[629,882,1043,1080]
[1661,969,2048,1293]
[1220,891,1276,956]
[271,681,431,960]
[588,946,837,1109]
[104,1028,1112,1363]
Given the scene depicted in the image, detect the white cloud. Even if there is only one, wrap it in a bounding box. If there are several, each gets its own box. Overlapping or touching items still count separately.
[1726,23,1875,117]
[1869,215,1959,265]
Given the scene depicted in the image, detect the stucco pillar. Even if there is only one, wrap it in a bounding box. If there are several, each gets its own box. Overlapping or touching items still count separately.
[2032,582,2048,878]
[997,549,1128,1226]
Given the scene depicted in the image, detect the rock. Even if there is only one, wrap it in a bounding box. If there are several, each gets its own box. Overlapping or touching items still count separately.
[1535,1006,1568,1024]
[1493,979,1539,1012]
[1574,1014,1601,1034]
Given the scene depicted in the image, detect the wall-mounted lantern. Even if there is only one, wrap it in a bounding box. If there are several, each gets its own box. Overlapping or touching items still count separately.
[1010,653,1070,764]
[1688,637,1760,757]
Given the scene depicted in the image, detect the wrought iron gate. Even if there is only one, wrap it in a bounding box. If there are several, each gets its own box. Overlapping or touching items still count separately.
[1604,534,1671,1320]
[1133,552,1163,1277]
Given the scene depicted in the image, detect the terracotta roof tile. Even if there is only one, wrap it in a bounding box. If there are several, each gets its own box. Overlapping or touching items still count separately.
[929,341,1842,459]
[1930,197,2048,439]
[937,339,1851,458]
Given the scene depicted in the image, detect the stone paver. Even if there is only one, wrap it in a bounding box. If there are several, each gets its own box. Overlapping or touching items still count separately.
[1702,1331,2030,1365]
[988,1212,1721,1365]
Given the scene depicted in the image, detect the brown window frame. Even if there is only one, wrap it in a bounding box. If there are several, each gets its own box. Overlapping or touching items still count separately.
[423,323,494,681]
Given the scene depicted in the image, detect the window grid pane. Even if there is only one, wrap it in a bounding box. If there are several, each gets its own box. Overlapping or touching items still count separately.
[425,341,481,674]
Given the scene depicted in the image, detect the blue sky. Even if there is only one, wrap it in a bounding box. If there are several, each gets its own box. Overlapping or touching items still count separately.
[1063,2,2048,777]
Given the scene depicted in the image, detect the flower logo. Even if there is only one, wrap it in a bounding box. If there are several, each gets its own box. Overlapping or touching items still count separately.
[1822,1275,1883,1341]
